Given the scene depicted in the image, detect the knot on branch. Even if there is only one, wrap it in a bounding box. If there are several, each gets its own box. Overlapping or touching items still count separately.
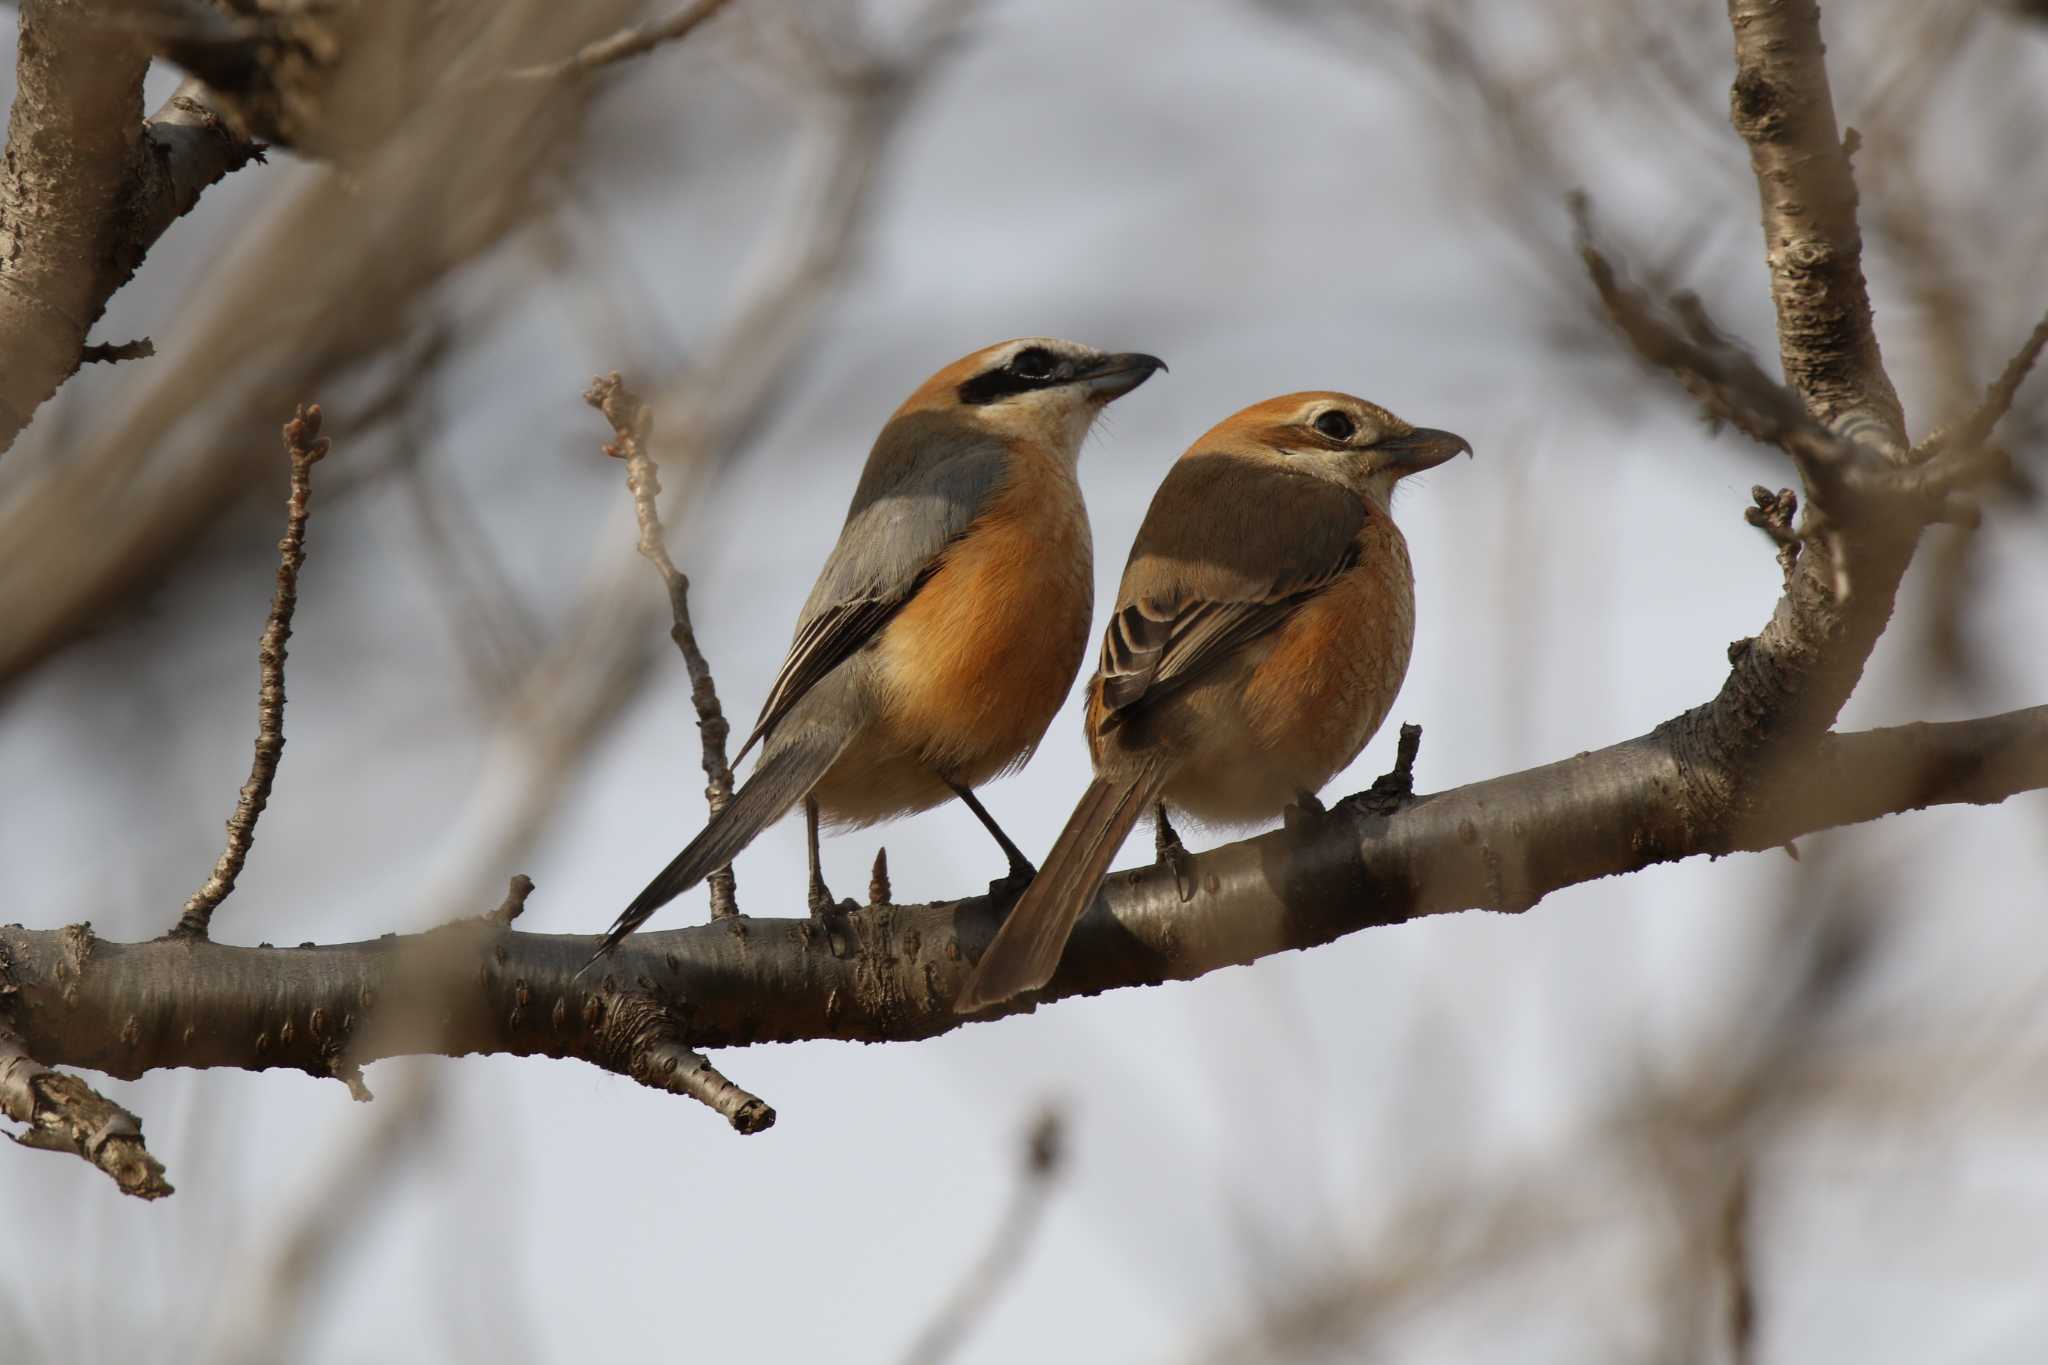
[1728,68,1786,140]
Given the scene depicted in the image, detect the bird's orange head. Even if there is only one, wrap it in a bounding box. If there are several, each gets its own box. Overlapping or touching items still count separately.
[1190,391,1471,509]
[891,338,1166,462]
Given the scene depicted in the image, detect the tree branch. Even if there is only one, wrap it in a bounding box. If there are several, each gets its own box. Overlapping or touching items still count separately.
[1726,0,1905,452]
[508,0,734,82]
[586,373,739,919]
[172,405,329,940]
[0,1019,170,1199]
[1593,0,2048,841]
[0,7,264,456]
[1912,308,2048,476]
[2,706,2040,1108]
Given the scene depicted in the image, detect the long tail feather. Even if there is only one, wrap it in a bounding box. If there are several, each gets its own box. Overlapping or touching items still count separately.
[583,731,848,970]
[954,768,1166,1011]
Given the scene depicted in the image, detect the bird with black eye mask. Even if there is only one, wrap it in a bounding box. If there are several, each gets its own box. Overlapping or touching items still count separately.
[589,338,1165,964]
[956,391,1470,1011]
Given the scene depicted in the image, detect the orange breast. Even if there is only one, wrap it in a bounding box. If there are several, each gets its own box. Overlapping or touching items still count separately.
[870,451,1093,784]
[1239,518,1415,790]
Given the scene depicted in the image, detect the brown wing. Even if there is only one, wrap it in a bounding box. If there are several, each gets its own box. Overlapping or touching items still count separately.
[1096,453,1365,728]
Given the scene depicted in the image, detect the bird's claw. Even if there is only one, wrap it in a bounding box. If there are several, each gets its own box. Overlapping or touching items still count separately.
[1152,802,1196,902]
[989,858,1037,900]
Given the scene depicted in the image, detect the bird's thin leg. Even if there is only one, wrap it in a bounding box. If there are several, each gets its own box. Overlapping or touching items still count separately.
[804,796,837,916]
[941,777,1037,885]
[1153,802,1196,903]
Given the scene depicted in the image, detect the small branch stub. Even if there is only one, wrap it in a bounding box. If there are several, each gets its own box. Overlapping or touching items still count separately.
[487,875,535,926]
[611,1003,775,1133]
[172,404,331,940]
[869,847,893,908]
[0,1030,171,1198]
[637,1041,776,1134]
[1349,722,1423,819]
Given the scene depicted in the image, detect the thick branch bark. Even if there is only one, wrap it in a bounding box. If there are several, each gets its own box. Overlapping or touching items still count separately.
[0,1,149,454]
[1726,0,1904,451]
[0,3,263,456]
[2,707,2040,1084]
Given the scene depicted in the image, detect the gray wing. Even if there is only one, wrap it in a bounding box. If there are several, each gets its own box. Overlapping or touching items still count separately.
[737,413,1013,760]
[1096,453,1364,727]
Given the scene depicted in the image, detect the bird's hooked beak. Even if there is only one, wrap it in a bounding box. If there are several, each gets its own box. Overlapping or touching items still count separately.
[1078,352,1168,402]
[1375,426,1473,476]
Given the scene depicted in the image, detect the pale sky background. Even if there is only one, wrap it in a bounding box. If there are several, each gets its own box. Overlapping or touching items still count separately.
[6,1,2048,1361]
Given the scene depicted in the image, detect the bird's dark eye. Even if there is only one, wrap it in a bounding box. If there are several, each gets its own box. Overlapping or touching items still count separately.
[1313,410,1356,442]
[1012,347,1056,380]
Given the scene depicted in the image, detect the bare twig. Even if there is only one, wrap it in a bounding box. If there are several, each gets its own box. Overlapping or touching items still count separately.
[510,0,735,81]
[1573,201,1858,476]
[1576,210,2031,611]
[1917,310,2048,463]
[171,405,330,940]
[486,875,536,926]
[1575,211,1866,602]
[0,1024,170,1198]
[587,372,739,919]
[899,1109,1065,1365]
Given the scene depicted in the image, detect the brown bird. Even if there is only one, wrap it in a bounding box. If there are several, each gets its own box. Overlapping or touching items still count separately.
[955,391,1469,1010]
[591,338,1165,962]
